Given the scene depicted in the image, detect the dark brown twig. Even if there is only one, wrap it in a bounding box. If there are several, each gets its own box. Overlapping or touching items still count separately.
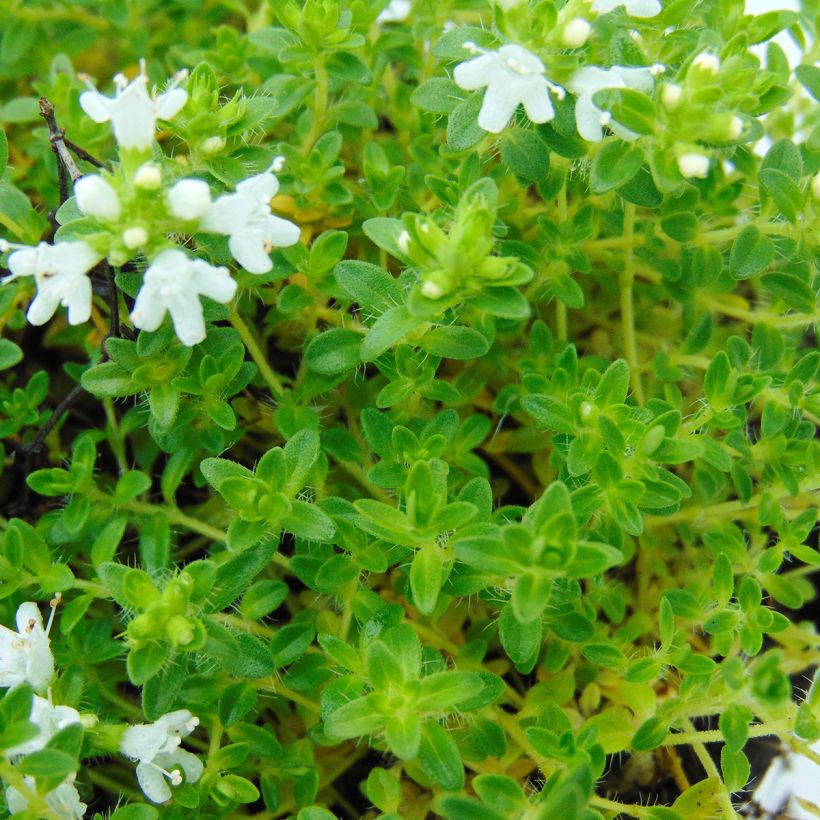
[38,97,83,187]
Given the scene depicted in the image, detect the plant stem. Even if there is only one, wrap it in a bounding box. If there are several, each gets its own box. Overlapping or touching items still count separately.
[303,55,329,153]
[620,203,644,404]
[229,309,285,398]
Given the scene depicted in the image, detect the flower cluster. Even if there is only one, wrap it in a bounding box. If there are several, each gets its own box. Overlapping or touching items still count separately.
[1,602,202,812]
[0,63,301,347]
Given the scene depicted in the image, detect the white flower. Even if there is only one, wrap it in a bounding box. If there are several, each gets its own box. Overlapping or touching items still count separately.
[562,18,591,48]
[678,152,710,178]
[567,65,657,142]
[119,709,203,804]
[1,242,101,327]
[453,43,564,134]
[692,52,720,74]
[167,179,212,221]
[6,696,81,757]
[0,602,55,693]
[377,0,412,23]
[130,249,237,346]
[134,162,162,190]
[199,168,300,274]
[590,0,661,16]
[6,776,86,818]
[79,62,188,152]
[74,175,121,221]
[122,227,149,249]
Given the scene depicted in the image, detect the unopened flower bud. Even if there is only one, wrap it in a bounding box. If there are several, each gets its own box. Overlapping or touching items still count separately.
[661,83,683,110]
[728,116,743,140]
[561,18,591,48]
[397,230,411,254]
[692,53,720,74]
[167,179,212,220]
[122,227,149,249]
[421,280,445,300]
[678,152,710,179]
[75,175,121,220]
[200,135,226,155]
[134,163,162,190]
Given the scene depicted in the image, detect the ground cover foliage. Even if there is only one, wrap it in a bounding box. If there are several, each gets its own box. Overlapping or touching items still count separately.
[0,0,819,817]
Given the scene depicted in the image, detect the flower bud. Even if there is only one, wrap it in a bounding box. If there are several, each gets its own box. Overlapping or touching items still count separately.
[728,116,743,140]
[134,163,162,190]
[167,179,212,220]
[661,83,683,111]
[200,135,226,156]
[122,227,149,249]
[166,615,196,647]
[678,152,710,179]
[74,175,121,220]
[561,18,591,48]
[692,53,720,75]
[421,280,445,299]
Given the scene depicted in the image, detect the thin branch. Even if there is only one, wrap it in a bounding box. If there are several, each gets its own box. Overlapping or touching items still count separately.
[62,137,108,170]
[38,97,83,186]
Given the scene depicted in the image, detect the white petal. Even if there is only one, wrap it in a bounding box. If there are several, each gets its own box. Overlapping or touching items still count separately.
[477,81,521,133]
[574,94,606,142]
[154,88,188,120]
[567,67,615,96]
[130,285,168,333]
[45,782,86,819]
[27,290,61,325]
[266,215,301,247]
[617,66,655,93]
[198,196,238,234]
[519,79,554,124]
[229,234,273,274]
[15,602,45,634]
[64,275,93,325]
[168,294,207,346]
[453,55,498,91]
[609,120,641,141]
[7,246,42,279]
[52,242,102,277]
[136,762,172,803]
[79,90,113,123]
[236,172,279,202]
[190,262,236,303]
[625,0,662,15]
[110,83,156,151]
[167,179,212,220]
[74,175,121,220]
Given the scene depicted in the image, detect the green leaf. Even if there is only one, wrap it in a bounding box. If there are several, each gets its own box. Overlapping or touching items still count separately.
[418,722,465,791]
[411,78,465,114]
[591,140,644,193]
[360,305,420,361]
[384,713,421,760]
[127,642,170,686]
[499,602,542,667]
[729,226,774,279]
[0,128,7,177]
[591,88,655,135]
[500,129,550,182]
[335,259,401,310]
[80,362,135,397]
[796,64,820,100]
[19,748,78,779]
[447,93,485,151]
[410,545,444,616]
[304,329,362,375]
[282,500,336,542]
[418,325,490,360]
[0,338,22,370]
[759,168,803,222]
[631,716,668,751]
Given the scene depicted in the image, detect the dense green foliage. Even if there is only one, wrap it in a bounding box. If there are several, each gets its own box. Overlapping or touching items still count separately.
[0,0,818,818]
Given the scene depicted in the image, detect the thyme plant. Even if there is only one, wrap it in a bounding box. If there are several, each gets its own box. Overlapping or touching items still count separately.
[0,0,818,817]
